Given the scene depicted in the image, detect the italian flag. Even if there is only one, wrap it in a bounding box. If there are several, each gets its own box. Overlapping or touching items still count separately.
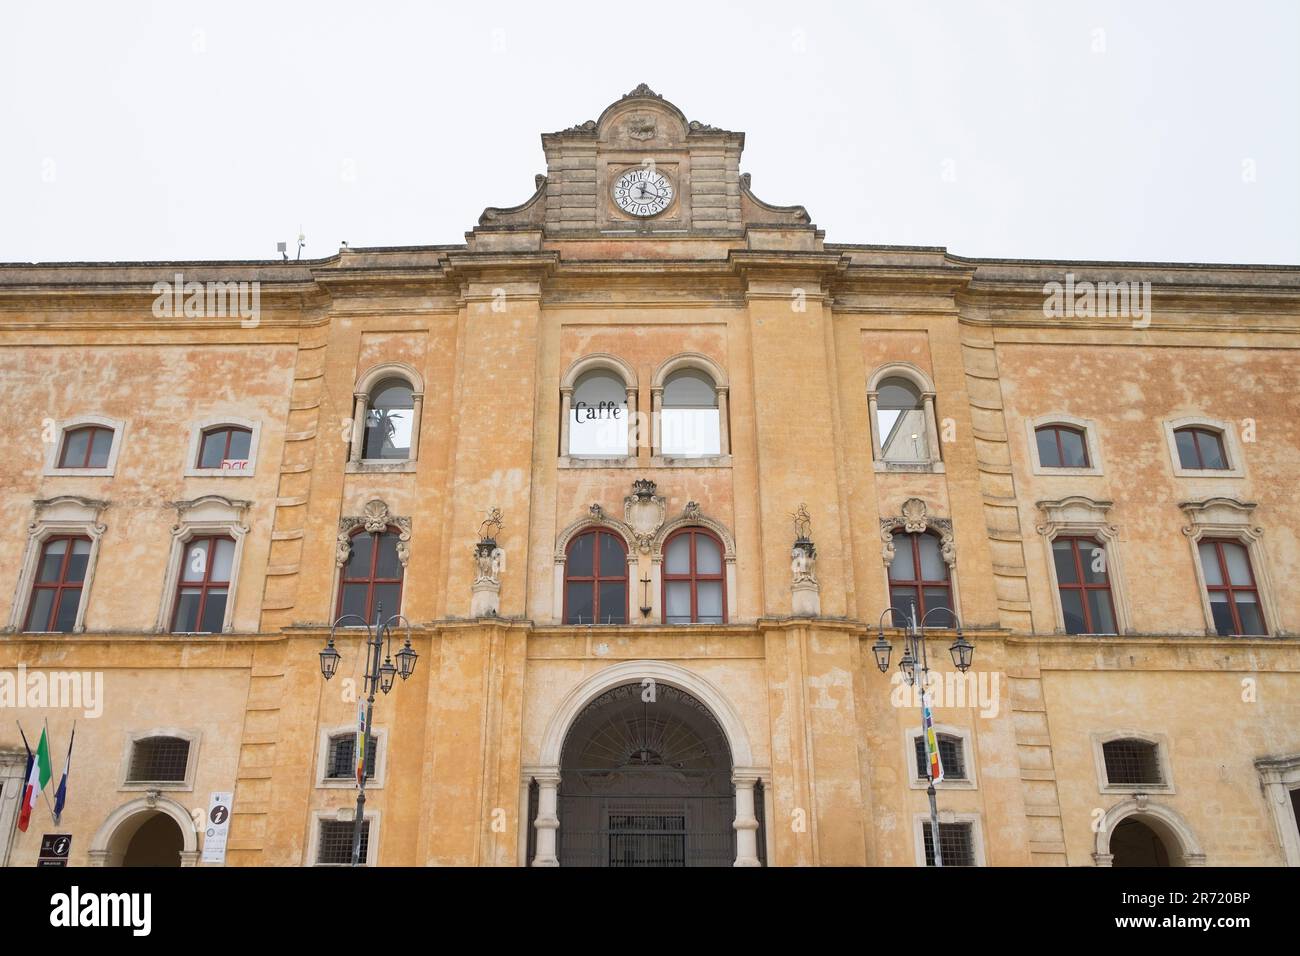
[18,728,52,832]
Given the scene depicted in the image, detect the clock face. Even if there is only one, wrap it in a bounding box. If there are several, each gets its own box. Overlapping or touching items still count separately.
[612,166,674,217]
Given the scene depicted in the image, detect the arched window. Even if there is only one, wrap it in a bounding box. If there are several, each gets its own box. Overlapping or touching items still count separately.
[1052,536,1116,634]
[1035,425,1090,469]
[875,377,928,462]
[569,370,628,457]
[337,528,405,623]
[1174,426,1228,471]
[24,535,91,632]
[663,528,726,624]
[362,379,415,460]
[887,532,952,626]
[1197,538,1265,635]
[661,369,720,457]
[563,530,628,624]
[196,425,252,470]
[58,425,114,469]
[172,535,236,633]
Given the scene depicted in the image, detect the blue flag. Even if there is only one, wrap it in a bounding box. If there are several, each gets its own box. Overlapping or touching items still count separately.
[52,725,74,825]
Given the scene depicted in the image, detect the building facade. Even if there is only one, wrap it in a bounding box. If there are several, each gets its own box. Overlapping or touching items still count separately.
[1,85,1298,867]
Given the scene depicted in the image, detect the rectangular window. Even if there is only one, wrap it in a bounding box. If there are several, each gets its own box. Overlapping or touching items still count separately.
[127,737,191,784]
[1198,539,1266,635]
[922,822,975,866]
[24,536,92,633]
[328,734,377,780]
[317,819,370,865]
[914,735,966,780]
[1102,739,1163,786]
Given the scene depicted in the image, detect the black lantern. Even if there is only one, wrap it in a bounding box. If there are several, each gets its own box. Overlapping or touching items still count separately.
[396,639,418,680]
[871,633,892,674]
[949,633,974,673]
[378,656,397,695]
[898,644,917,685]
[319,638,341,681]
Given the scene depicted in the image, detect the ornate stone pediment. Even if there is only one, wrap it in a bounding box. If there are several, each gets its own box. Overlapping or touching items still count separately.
[880,498,954,566]
[1035,495,1117,539]
[337,499,411,567]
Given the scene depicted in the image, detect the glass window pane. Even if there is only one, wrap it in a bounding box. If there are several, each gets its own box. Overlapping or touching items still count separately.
[877,378,920,409]
[373,533,402,579]
[1053,539,1079,584]
[210,538,235,582]
[598,533,626,577]
[173,589,202,632]
[663,370,716,407]
[340,583,368,620]
[695,535,722,574]
[66,539,91,583]
[1208,593,1234,636]
[26,590,55,631]
[1197,431,1226,469]
[923,587,953,620]
[565,582,594,624]
[665,535,691,574]
[1059,589,1086,634]
[571,372,628,457]
[1221,542,1252,586]
[364,408,411,459]
[52,588,81,632]
[567,533,594,577]
[199,589,228,633]
[1059,429,1088,467]
[226,428,252,461]
[890,586,919,627]
[598,582,627,624]
[1175,429,1200,468]
[182,540,211,582]
[38,539,69,582]
[1079,542,1109,584]
[87,429,112,468]
[880,408,927,461]
[1235,594,1265,635]
[371,584,401,620]
[665,581,692,623]
[917,535,946,581]
[1087,590,1116,634]
[199,431,226,468]
[60,429,89,467]
[1198,542,1223,585]
[661,408,720,456]
[345,534,374,579]
[888,535,915,581]
[696,582,723,623]
[1036,428,1062,467]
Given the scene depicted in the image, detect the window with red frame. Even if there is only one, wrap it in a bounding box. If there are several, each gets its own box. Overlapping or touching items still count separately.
[24,535,92,632]
[58,426,113,469]
[662,528,726,624]
[1174,427,1228,470]
[887,532,953,627]
[1198,539,1266,635]
[337,529,404,624]
[1034,425,1090,468]
[1051,536,1117,633]
[197,426,252,469]
[564,530,628,624]
[172,536,236,633]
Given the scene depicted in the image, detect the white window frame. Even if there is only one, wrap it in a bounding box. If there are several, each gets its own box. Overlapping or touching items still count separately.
[1026,413,1104,476]
[1255,753,1300,866]
[346,363,424,474]
[905,723,977,791]
[1035,496,1130,635]
[7,496,108,634]
[184,416,262,478]
[912,812,985,866]
[1164,416,1246,479]
[867,363,944,474]
[120,728,200,791]
[316,725,389,790]
[308,808,380,866]
[43,415,125,478]
[650,352,731,466]
[155,495,251,634]
[1179,497,1280,637]
[1092,731,1175,795]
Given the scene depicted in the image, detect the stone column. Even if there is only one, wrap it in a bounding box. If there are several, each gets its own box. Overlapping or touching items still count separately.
[559,386,573,457]
[349,392,367,462]
[650,385,663,456]
[866,390,882,460]
[716,385,731,455]
[625,385,638,459]
[409,390,425,460]
[923,392,940,462]
[531,772,561,867]
[732,771,762,867]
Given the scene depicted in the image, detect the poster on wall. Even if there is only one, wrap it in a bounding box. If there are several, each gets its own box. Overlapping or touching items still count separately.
[201,792,233,865]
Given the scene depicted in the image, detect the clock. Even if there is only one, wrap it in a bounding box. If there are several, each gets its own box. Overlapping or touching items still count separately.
[612,166,674,217]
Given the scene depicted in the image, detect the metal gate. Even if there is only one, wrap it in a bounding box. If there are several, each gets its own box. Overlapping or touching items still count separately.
[557,781,737,867]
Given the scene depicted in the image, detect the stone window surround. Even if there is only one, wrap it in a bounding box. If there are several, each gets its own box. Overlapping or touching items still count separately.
[154,495,251,634]
[119,727,201,792]
[346,362,424,474]
[42,414,126,478]
[183,415,262,478]
[332,499,412,624]
[0,749,27,867]
[1025,413,1105,477]
[307,807,380,866]
[879,498,961,624]
[559,352,640,467]
[1254,753,1300,866]
[7,496,108,634]
[911,811,986,867]
[1034,496,1131,635]
[867,362,944,474]
[316,724,389,790]
[1163,415,1246,479]
[905,723,977,791]
[1179,497,1281,637]
[1092,730,1176,795]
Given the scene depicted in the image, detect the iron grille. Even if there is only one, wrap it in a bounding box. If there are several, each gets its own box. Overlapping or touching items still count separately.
[317,819,370,865]
[922,822,974,866]
[754,778,767,867]
[557,790,735,867]
[914,734,966,780]
[607,813,687,867]
[526,778,540,866]
[1103,739,1163,786]
[126,736,190,783]
[327,734,377,780]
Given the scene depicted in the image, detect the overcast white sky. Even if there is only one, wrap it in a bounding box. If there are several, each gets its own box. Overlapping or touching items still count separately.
[1,1,1297,265]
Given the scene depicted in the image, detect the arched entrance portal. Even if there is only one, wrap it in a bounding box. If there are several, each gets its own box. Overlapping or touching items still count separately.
[89,795,200,867]
[1110,817,1176,866]
[557,681,739,867]
[120,813,185,866]
[1093,799,1206,867]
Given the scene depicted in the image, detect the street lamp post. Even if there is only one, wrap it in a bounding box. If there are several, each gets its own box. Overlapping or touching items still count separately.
[871,604,974,867]
[318,602,418,867]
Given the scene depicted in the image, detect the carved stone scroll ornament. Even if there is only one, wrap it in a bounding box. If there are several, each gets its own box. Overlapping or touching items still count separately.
[337,499,412,568]
[880,498,955,566]
[623,479,667,554]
